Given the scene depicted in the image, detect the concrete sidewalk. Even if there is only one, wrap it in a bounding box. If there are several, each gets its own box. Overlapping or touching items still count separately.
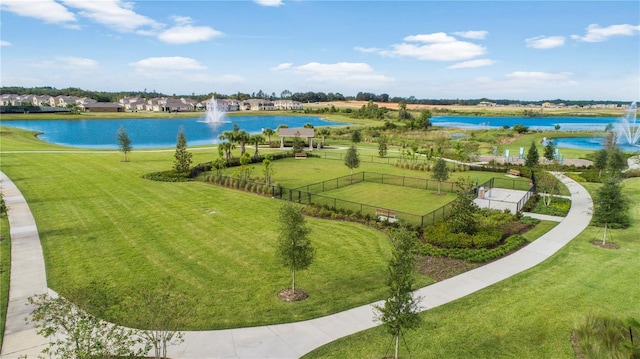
[1,172,592,359]
[0,172,49,358]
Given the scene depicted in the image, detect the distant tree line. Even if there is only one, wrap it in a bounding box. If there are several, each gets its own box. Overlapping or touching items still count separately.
[1,87,629,107]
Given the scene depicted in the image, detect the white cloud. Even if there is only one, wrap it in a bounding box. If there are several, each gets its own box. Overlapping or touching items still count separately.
[129,57,207,71]
[270,63,293,71]
[254,0,284,7]
[0,0,76,23]
[278,62,393,87]
[354,46,382,53]
[29,56,98,70]
[404,32,457,43]
[383,41,486,61]
[526,36,565,49]
[453,30,488,40]
[1,40,12,46]
[505,71,573,81]
[158,15,224,44]
[367,32,487,61]
[447,59,495,69]
[59,56,98,69]
[158,25,223,44]
[61,0,161,33]
[571,23,640,42]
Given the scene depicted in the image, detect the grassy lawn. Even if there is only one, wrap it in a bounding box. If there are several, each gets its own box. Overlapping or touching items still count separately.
[0,128,435,330]
[0,210,9,349]
[320,181,457,215]
[303,178,640,358]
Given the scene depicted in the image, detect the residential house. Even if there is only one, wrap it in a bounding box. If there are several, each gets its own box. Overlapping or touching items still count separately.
[80,102,124,112]
[273,100,303,110]
[242,99,275,111]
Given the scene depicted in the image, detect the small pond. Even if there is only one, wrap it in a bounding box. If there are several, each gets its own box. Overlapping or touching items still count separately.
[553,137,640,152]
[1,115,344,149]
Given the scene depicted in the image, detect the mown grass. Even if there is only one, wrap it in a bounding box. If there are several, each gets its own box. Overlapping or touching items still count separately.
[0,210,10,349]
[319,181,457,215]
[303,178,640,358]
[0,127,434,330]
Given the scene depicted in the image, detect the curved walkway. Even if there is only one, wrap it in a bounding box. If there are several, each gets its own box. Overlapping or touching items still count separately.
[1,172,592,359]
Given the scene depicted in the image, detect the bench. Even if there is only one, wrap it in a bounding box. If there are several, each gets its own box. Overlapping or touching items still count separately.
[507,169,521,177]
[376,208,398,223]
[295,152,307,159]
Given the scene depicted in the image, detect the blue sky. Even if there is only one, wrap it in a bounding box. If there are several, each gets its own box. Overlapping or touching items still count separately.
[1,0,639,101]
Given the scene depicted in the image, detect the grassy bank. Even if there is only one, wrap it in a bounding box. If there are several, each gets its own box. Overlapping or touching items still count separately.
[303,178,640,358]
[0,128,432,330]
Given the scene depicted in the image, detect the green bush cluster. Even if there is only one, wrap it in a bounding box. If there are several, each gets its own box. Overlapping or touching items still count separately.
[142,170,192,182]
[623,168,640,179]
[417,235,528,263]
[424,221,504,250]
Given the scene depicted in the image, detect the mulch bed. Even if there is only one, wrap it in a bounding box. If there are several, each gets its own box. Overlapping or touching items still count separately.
[590,240,620,249]
[278,288,309,302]
[417,255,480,281]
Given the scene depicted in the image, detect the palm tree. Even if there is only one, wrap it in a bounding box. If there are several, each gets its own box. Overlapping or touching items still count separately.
[219,141,235,161]
[250,134,264,158]
[236,130,251,156]
[262,128,275,144]
[318,128,330,147]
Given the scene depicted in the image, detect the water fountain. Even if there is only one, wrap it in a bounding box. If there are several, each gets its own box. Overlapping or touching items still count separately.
[615,101,639,146]
[201,96,228,124]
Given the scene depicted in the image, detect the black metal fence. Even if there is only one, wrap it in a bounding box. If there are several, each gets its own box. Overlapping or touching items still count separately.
[292,171,460,195]
[205,170,533,228]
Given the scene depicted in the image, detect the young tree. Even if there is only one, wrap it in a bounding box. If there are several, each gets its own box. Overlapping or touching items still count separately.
[212,156,227,176]
[116,126,132,162]
[344,144,360,178]
[173,127,192,173]
[592,177,629,244]
[126,279,191,359]
[378,135,388,158]
[28,289,147,359]
[292,132,305,153]
[416,109,432,129]
[431,158,449,194]
[375,229,421,359]
[351,129,362,144]
[262,155,276,186]
[448,178,479,235]
[537,173,560,206]
[543,140,556,163]
[237,152,253,180]
[525,141,539,168]
[397,101,411,120]
[276,203,315,294]
[593,149,609,177]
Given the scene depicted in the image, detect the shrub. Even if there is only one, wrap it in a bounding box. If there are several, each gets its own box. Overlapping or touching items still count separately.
[142,171,191,182]
[472,229,503,249]
[624,168,640,178]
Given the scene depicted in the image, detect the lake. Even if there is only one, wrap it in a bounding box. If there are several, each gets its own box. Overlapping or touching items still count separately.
[1,115,343,149]
[431,115,618,131]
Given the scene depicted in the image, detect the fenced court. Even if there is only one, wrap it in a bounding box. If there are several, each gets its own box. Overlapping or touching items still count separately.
[206,167,533,228]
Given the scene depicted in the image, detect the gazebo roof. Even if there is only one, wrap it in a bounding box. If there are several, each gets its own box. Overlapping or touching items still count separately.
[278,128,314,138]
